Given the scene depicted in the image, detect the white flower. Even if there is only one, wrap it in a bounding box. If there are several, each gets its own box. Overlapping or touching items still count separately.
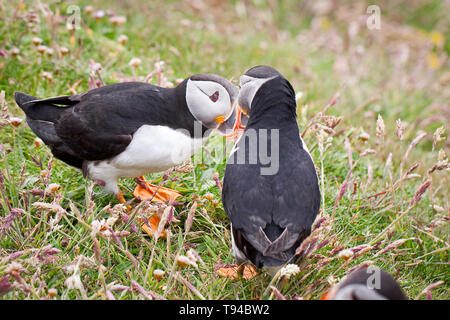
[60,47,69,56]
[34,137,44,147]
[10,47,20,57]
[175,255,198,269]
[32,37,43,46]
[36,45,47,54]
[106,215,119,227]
[338,249,354,261]
[118,35,128,45]
[129,57,142,68]
[153,269,165,281]
[279,264,300,279]
[45,183,61,194]
[65,273,82,290]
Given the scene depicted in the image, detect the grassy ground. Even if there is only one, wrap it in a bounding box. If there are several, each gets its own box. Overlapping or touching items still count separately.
[0,0,448,300]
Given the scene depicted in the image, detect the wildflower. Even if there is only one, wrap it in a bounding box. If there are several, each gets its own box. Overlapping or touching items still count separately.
[154,61,165,70]
[44,183,61,194]
[64,273,82,290]
[46,47,54,56]
[93,10,105,20]
[358,129,370,142]
[9,117,23,127]
[34,137,43,147]
[338,249,353,261]
[36,45,47,54]
[40,71,52,82]
[106,215,119,227]
[118,34,128,45]
[32,37,43,46]
[153,269,165,281]
[110,15,126,26]
[129,57,141,68]
[60,47,69,56]
[88,59,102,74]
[187,248,204,266]
[204,193,214,201]
[85,5,94,15]
[295,91,303,101]
[429,31,444,48]
[175,255,198,269]
[10,47,20,57]
[427,52,439,69]
[278,264,300,279]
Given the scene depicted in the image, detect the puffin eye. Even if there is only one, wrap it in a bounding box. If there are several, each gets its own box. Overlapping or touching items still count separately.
[209,91,219,102]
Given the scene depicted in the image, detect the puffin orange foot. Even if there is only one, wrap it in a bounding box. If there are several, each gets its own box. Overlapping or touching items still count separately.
[215,264,258,280]
[133,176,181,203]
[115,190,133,211]
[115,190,127,204]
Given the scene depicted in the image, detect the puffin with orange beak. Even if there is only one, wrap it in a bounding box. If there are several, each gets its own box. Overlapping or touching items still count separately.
[15,73,238,204]
[321,266,408,300]
[222,66,320,276]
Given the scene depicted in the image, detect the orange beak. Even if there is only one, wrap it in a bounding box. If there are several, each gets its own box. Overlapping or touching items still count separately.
[215,115,225,124]
[320,291,332,300]
[224,106,247,141]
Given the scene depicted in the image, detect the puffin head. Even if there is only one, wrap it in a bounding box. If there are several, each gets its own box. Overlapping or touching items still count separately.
[238,65,284,115]
[321,266,408,300]
[185,74,239,135]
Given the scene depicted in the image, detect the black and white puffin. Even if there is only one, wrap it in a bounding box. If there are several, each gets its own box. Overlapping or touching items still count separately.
[222,66,321,276]
[15,74,238,203]
[321,266,408,300]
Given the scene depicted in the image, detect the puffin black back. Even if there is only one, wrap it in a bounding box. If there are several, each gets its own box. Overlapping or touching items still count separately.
[222,67,321,273]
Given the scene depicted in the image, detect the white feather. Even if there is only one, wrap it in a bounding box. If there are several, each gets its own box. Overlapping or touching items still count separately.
[86,125,203,194]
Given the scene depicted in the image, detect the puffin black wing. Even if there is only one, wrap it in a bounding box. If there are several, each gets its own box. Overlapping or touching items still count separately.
[15,82,168,165]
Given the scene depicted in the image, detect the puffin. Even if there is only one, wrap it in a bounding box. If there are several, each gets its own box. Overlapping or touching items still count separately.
[321,266,408,300]
[222,66,321,276]
[15,74,238,203]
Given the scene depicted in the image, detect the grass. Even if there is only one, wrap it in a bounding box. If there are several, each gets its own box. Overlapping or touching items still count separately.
[0,0,448,300]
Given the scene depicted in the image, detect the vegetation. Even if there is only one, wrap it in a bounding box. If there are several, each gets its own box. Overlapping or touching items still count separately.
[0,0,448,300]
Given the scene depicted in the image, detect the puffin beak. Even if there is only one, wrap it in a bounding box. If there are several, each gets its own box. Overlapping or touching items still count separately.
[234,106,248,130]
[215,115,225,124]
[218,104,248,141]
[320,291,332,300]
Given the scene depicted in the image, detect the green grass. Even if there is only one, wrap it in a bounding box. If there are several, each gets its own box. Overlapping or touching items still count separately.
[0,0,448,300]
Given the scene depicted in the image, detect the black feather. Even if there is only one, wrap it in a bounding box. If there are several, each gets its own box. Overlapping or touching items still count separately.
[222,76,320,268]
